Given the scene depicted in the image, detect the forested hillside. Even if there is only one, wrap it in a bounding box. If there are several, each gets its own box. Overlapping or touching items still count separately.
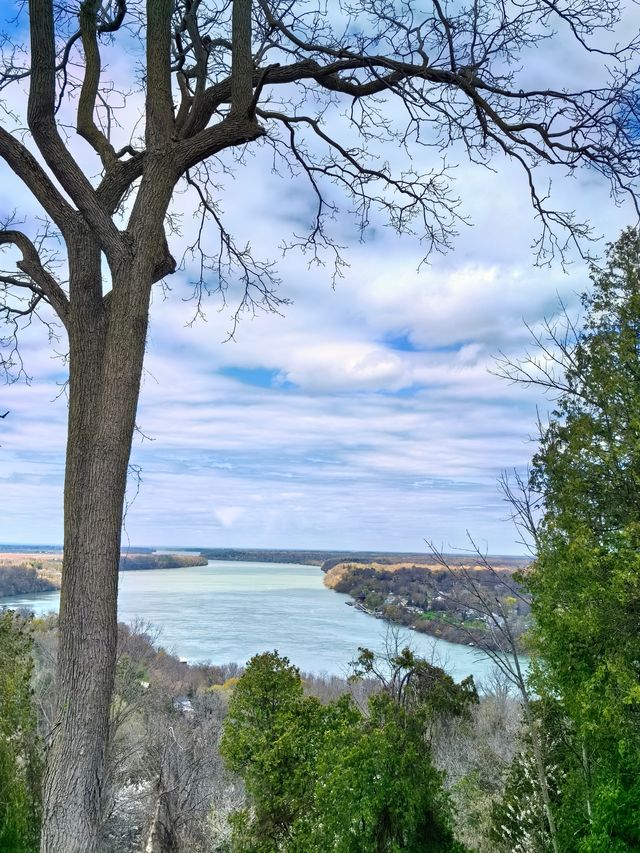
[118,553,207,571]
[0,565,59,598]
[324,559,531,650]
[1,611,522,852]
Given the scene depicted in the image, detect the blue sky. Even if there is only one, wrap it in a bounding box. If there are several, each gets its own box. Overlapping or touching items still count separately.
[0,6,636,553]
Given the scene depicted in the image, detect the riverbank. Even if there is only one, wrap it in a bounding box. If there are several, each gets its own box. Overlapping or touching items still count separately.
[323,557,531,652]
[0,559,504,681]
[0,551,207,598]
[0,552,63,597]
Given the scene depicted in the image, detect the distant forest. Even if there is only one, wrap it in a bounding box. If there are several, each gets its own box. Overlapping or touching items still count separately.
[119,553,207,571]
[0,553,207,598]
[199,548,529,569]
[0,566,58,598]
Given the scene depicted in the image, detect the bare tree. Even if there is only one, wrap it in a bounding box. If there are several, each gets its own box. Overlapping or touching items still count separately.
[143,728,181,853]
[425,536,560,853]
[1,1,640,850]
[498,468,543,556]
[140,708,233,853]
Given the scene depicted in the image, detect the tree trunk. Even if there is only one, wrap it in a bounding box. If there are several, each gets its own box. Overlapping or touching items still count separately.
[521,697,559,853]
[143,729,180,853]
[40,246,153,853]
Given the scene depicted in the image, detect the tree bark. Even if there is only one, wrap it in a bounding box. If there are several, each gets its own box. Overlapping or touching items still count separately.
[40,236,153,853]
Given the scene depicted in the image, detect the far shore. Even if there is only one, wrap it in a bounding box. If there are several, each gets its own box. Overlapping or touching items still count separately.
[0,550,207,599]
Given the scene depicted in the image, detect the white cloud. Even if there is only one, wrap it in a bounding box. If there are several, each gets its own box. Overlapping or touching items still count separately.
[213,506,245,528]
[1,10,637,553]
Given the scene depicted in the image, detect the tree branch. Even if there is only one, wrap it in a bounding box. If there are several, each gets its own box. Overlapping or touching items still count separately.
[177,114,265,173]
[0,229,69,323]
[230,0,255,119]
[77,1,117,167]
[27,0,124,257]
[146,0,175,144]
[0,128,76,235]
[96,154,147,216]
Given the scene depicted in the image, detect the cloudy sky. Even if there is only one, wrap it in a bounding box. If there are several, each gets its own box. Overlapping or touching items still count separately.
[0,5,635,554]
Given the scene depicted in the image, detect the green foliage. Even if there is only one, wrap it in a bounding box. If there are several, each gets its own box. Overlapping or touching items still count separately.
[295,692,464,853]
[220,652,315,849]
[490,700,574,853]
[450,772,497,853]
[350,645,478,721]
[413,664,478,721]
[114,653,149,706]
[363,590,384,610]
[523,229,640,850]
[530,230,640,537]
[0,611,42,852]
[221,650,467,852]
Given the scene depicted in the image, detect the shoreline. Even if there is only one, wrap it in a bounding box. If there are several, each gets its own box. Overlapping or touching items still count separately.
[324,559,531,653]
[0,551,207,599]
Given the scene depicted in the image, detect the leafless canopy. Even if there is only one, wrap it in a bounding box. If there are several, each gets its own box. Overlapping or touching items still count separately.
[1,0,640,365]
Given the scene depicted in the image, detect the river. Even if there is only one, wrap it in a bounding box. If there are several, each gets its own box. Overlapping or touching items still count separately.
[2,559,503,683]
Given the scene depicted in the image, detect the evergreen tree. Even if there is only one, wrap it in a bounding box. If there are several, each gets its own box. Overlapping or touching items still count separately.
[221,650,467,852]
[502,229,640,851]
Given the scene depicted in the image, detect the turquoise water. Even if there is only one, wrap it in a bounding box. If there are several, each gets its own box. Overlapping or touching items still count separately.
[2,560,502,682]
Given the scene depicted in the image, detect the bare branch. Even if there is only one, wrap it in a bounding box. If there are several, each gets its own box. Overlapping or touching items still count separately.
[77,2,117,167]
[181,164,288,338]
[27,0,124,256]
[0,128,76,235]
[0,229,69,323]
[499,469,542,555]
[230,0,255,119]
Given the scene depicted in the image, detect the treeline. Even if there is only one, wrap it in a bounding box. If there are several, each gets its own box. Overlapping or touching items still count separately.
[327,563,531,650]
[0,554,208,599]
[119,553,207,571]
[320,553,529,573]
[0,566,58,598]
[199,547,488,568]
[201,547,340,565]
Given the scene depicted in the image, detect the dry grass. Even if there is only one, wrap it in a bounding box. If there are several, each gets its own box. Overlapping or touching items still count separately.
[0,552,63,588]
[0,551,63,565]
[323,558,521,589]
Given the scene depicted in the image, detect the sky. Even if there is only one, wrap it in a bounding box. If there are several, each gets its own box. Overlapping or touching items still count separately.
[0,4,636,554]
